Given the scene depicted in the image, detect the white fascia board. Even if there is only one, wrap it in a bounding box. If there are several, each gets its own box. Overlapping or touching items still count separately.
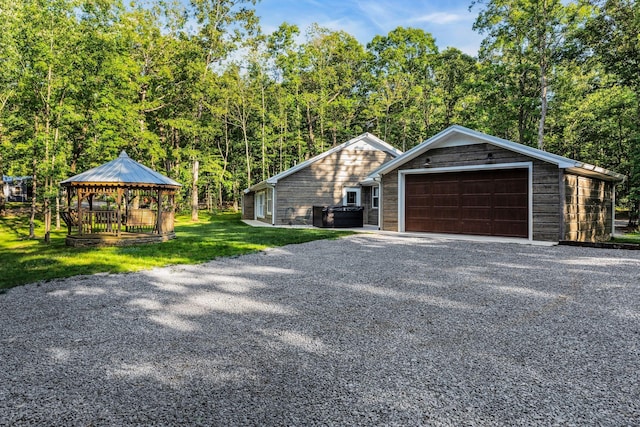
[263,132,401,186]
[400,162,532,175]
[375,126,461,176]
[565,165,626,182]
[362,133,404,157]
[360,177,377,185]
[375,125,623,181]
[248,181,274,192]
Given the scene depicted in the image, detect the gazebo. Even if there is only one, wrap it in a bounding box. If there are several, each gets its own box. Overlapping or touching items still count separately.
[60,151,182,247]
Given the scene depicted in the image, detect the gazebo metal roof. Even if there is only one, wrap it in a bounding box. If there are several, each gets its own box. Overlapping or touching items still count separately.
[60,151,181,188]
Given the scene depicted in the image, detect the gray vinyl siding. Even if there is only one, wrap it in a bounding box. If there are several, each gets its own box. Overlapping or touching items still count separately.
[275,149,395,225]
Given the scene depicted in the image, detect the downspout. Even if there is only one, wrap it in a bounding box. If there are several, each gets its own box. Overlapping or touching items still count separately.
[272,185,277,226]
[611,183,616,238]
[375,177,382,230]
[253,192,257,221]
[558,169,566,241]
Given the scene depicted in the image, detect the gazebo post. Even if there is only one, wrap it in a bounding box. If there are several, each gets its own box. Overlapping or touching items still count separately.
[156,189,162,234]
[124,188,129,232]
[77,188,83,235]
[116,188,123,237]
[66,188,72,235]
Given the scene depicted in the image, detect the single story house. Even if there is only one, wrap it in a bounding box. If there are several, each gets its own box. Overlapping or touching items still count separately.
[2,175,33,202]
[243,125,624,242]
[369,125,625,242]
[242,133,402,226]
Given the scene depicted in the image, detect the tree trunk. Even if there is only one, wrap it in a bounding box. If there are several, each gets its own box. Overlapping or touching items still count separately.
[44,192,50,243]
[29,159,37,239]
[191,159,199,221]
[261,82,266,181]
[243,122,251,185]
[537,4,549,152]
[629,106,640,228]
[537,66,548,151]
[0,95,6,216]
[0,151,5,217]
[55,195,60,230]
[305,103,315,158]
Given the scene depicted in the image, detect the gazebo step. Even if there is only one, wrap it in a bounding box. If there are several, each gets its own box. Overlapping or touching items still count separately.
[65,232,176,247]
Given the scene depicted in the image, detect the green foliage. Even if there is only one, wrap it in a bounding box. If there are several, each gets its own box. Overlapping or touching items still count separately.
[579,0,640,216]
[0,211,352,289]
[0,0,638,215]
[611,232,640,244]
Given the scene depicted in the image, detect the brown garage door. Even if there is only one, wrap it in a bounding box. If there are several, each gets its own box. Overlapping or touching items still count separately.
[405,168,528,238]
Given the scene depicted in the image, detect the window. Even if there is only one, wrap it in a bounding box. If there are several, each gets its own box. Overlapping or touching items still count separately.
[256,191,265,218]
[372,186,379,209]
[266,189,272,215]
[346,191,357,205]
[343,187,361,206]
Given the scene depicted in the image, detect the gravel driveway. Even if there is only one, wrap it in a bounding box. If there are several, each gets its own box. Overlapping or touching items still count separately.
[1,233,639,426]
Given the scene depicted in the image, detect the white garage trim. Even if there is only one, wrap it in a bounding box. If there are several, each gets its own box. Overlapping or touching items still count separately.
[397,162,533,241]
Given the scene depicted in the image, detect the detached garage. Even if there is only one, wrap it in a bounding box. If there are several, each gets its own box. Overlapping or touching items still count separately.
[371,126,625,242]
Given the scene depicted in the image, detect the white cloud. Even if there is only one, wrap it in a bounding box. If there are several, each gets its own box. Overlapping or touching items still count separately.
[411,12,465,25]
[254,0,484,55]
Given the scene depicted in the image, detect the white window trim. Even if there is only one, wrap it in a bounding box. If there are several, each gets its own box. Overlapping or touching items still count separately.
[343,187,361,206]
[378,180,383,230]
[397,162,533,241]
[372,185,379,210]
[266,189,272,215]
[256,191,265,219]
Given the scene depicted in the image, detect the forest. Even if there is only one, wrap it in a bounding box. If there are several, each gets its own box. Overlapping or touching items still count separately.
[0,0,639,235]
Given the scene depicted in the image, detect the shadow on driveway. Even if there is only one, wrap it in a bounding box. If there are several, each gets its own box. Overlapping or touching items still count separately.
[1,234,639,425]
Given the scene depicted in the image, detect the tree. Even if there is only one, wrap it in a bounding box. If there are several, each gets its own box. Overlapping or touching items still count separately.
[266,23,304,168]
[582,0,640,225]
[184,0,258,221]
[11,0,82,239]
[300,26,367,151]
[473,0,573,149]
[0,0,21,215]
[433,48,477,128]
[366,27,438,150]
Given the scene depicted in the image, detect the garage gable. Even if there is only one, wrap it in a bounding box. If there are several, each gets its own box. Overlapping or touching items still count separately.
[369,125,624,183]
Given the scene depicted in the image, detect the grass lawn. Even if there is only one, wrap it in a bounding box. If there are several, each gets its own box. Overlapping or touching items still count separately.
[612,232,640,245]
[0,211,353,290]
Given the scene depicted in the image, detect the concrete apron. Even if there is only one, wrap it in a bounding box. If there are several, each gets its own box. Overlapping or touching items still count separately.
[241,219,556,246]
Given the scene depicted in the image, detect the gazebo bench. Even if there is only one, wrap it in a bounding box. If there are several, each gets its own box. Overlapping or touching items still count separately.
[126,208,157,231]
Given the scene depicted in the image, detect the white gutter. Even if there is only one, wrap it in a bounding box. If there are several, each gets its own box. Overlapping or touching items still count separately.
[375,177,382,230]
[272,187,277,226]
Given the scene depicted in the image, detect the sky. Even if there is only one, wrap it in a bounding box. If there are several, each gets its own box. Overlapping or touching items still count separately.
[253,0,483,56]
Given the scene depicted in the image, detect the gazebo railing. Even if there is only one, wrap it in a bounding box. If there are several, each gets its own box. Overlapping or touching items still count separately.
[81,210,119,234]
[62,208,163,235]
